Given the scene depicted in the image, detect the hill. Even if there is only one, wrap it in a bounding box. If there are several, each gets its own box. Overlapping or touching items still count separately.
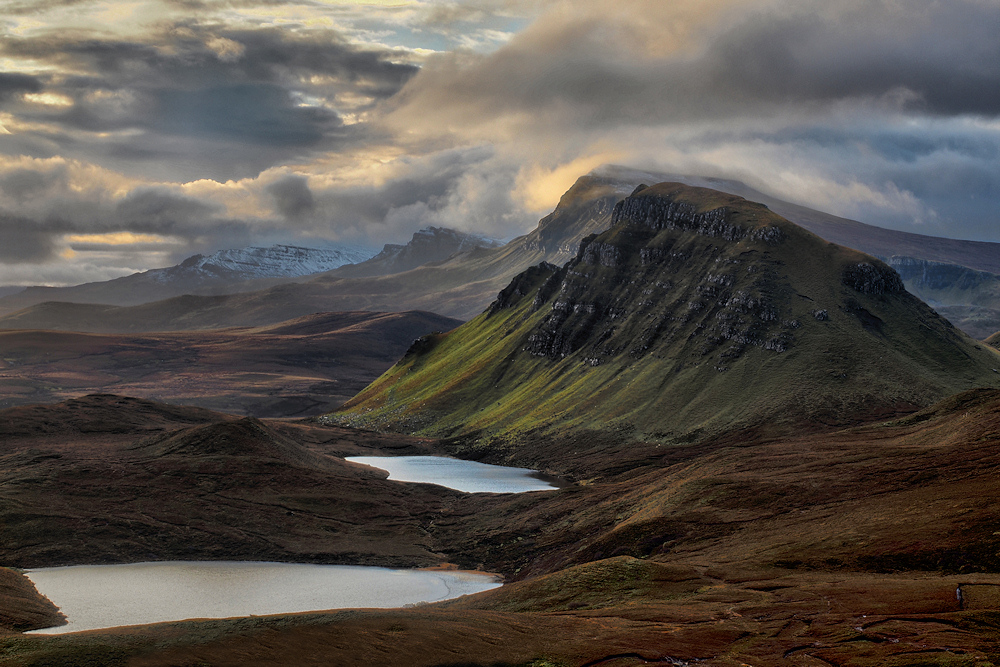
[605,166,1000,274]
[0,244,374,314]
[7,169,1000,334]
[0,394,451,570]
[0,310,460,416]
[335,182,1000,449]
[6,389,1000,662]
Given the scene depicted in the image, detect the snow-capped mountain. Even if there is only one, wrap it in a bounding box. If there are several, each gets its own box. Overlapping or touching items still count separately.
[149,244,374,283]
[0,243,375,312]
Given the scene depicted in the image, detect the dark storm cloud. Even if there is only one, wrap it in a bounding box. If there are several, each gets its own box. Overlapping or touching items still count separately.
[0,23,418,180]
[267,175,315,220]
[0,73,42,104]
[114,189,222,231]
[0,211,65,263]
[0,168,66,202]
[154,84,334,146]
[391,0,1000,132]
[702,2,1000,117]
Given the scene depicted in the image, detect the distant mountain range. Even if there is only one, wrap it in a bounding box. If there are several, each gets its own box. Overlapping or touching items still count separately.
[0,244,375,313]
[2,167,1000,336]
[334,182,1000,449]
[882,256,1000,340]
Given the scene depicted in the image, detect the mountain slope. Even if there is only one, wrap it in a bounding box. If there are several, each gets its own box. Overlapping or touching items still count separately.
[884,256,1000,339]
[7,167,1000,333]
[0,244,374,314]
[328,227,501,279]
[601,166,1000,274]
[335,182,1000,445]
[0,177,630,331]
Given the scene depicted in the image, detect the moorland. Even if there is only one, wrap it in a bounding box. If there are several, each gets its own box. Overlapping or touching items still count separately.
[2,178,1000,666]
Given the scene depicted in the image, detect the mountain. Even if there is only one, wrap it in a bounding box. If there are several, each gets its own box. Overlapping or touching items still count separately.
[0,228,500,317]
[6,168,1000,333]
[0,181,628,331]
[883,256,1000,339]
[0,310,461,416]
[334,182,1000,448]
[330,226,502,278]
[598,166,1000,274]
[0,243,374,314]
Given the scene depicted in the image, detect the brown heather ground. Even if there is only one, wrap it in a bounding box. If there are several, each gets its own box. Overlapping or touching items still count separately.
[0,311,460,417]
[2,390,1000,664]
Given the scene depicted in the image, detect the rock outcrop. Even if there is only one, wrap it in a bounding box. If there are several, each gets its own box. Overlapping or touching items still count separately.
[335,182,1000,445]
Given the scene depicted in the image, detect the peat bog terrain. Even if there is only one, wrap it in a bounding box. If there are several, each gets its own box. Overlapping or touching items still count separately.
[3,182,1000,666]
[0,311,460,417]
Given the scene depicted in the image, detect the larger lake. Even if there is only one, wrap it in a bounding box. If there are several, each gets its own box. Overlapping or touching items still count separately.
[345,455,560,493]
[26,561,500,634]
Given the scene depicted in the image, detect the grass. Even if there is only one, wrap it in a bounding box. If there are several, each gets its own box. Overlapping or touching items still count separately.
[333,183,1000,448]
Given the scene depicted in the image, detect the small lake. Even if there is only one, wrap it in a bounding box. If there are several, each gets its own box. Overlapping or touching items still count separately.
[25,561,500,634]
[345,455,560,493]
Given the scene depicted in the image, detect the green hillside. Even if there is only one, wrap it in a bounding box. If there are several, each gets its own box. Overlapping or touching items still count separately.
[333,183,1000,446]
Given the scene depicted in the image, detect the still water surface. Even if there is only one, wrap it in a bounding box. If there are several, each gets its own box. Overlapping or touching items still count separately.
[26,561,500,634]
[345,455,559,493]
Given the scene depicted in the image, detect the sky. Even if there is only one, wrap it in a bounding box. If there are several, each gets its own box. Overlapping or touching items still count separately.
[0,0,999,286]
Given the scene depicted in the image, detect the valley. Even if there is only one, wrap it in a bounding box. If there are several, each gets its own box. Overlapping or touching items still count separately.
[3,387,1000,664]
[2,180,1000,666]
[0,311,460,416]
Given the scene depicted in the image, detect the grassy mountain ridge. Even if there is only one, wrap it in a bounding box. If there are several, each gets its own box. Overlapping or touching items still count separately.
[335,183,1000,448]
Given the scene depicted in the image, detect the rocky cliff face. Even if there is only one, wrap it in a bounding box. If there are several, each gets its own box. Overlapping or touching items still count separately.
[335,183,1000,443]
[882,255,1000,338]
[331,227,502,279]
[885,256,997,294]
[494,183,907,373]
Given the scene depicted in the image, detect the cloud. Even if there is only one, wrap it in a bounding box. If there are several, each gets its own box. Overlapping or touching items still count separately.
[0,167,66,202]
[0,22,419,180]
[388,0,1000,142]
[0,211,60,263]
[114,189,222,230]
[0,73,42,105]
[3,0,1000,287]
[267,175,315,221]
[377,0,1000,242]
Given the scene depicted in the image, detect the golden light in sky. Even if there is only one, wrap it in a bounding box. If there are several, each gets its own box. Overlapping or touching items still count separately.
[0,0,996,287]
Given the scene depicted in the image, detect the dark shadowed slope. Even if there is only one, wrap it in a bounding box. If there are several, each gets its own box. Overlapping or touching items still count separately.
[0,310,460,416]
[336,182,1000,447]
[0,395,452,570]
